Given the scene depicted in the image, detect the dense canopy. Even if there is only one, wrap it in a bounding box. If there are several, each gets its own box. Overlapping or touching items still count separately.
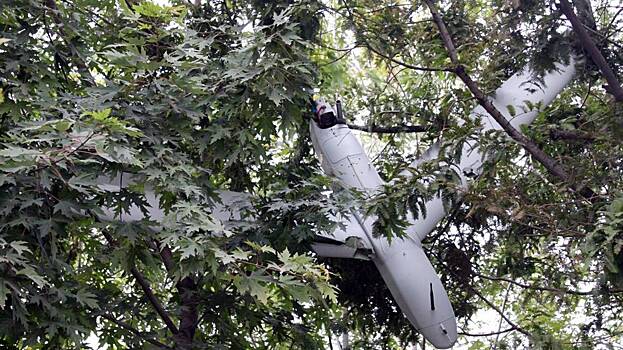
[1,0,622,349]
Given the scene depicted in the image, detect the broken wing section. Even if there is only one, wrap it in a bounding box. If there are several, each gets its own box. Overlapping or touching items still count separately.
[95,173,252,233]
[311,212,374,260]
[96,173,373,258]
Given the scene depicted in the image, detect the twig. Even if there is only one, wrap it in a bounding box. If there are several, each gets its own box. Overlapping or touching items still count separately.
[468,283,533,339]
[458,327,516,337]
[365,44,454,73]
[579,78,593,110]
[319,47,357,66]
[426,247,533,340]
[477,273,623,295]
[101,231,179,335]
[99,313,173,349]
[493,283,512,350]
[43,0,96,86]
[35,132,95,171]
[347,123,429,133]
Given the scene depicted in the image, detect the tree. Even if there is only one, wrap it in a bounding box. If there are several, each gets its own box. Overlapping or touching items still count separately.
[1,1,338,348]
[314,0,623,348]
[1,0,623,349]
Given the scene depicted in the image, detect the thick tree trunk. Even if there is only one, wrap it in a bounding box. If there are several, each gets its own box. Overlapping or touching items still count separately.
[158,245,200,349]
[174,277,199,350]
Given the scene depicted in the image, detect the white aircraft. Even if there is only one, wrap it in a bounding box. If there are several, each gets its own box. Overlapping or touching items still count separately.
[307,59,576,348]
[97,59,577,348]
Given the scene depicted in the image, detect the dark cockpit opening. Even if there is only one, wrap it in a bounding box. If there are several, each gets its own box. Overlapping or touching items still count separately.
[312,99,347,129]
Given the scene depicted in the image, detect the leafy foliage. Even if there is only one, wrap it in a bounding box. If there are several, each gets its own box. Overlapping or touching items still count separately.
[312,0,623,348]
[0,0,338,348]
[2,0,623,349]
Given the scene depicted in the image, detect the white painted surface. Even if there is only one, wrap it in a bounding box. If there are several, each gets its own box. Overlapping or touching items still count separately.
[308,61,577,348]
[399,61,578,243]
[95,174,251,232]
[310,117,458,348]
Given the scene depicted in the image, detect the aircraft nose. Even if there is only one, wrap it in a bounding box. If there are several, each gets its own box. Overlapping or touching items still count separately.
[418,316,457,349]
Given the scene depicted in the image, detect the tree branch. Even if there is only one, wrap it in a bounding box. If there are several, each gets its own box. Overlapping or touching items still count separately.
[101,231,179,335]
[467,282,533,339]
[347,123,430,133]
[493,283,513,350]
[477,273,623,295]
[99,313,173,349]
[319,46,358,66]
[365,43,454,73]
[571,0,597,31]
[423,0,594,199]
[43,0,96,86]
[458,327,517,337]
[426,248,533,340]
[174,277,200,350]
[156,242,175,273]
[155,242,199,349]
[128,266,180,335]
[558,0,623,102]
[35,132,95,171]
[549,128,596,142]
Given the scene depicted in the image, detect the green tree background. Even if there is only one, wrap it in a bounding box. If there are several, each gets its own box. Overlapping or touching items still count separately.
[0,0,622,349]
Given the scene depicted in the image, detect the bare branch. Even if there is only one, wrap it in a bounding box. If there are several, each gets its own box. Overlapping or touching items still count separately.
[101,231,179,335]
[468,283,533,339]
[574,0,597,31]
[459,327,517,337]
[34,132,95,171]
[99,313,173,349]
[478,274,623,295]
[493,283,513,349]
[549,128,596,142]
[320,46,357,66]
[154,241,199,348]
[175,277,200,349]
[156,241,175,273]
[426,248,533,340]
[347,123,430,133]
[128,266,180,335]
[365,44,454,73]
[558,0,623,102]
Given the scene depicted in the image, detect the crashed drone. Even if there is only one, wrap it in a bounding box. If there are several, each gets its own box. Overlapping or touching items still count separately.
[98,56,578,347]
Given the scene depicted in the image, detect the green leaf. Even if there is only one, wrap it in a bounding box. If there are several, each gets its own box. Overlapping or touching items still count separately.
[10,241,32,256]
[245,241,276,255]
[16,266,47,287]
[316,281,337,303]
[83,108,112,121]
[0,174,15,186]
[179,239,202,260]
[75,289,100,309]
